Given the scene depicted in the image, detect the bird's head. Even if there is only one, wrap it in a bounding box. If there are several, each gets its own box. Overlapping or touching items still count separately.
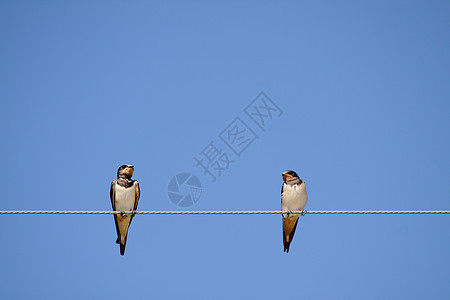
[282,170,299,182]
[117,164,134,179]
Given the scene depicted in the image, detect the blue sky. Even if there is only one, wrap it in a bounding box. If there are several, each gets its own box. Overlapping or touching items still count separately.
[1,1,449,299]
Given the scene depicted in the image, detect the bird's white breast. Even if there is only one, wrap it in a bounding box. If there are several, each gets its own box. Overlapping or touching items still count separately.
[114,183,136,211]
[281,182,308,212]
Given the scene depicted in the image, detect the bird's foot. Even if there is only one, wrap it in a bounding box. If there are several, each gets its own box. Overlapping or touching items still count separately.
[131,210,136,217]
[120,211,125,217]
[301,209,307,216]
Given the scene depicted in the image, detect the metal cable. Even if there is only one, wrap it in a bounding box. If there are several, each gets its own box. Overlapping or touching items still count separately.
[0,210,449,215]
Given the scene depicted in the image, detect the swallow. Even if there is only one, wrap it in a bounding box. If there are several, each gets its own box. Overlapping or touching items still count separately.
[110,164,140,255]
[281,170,307,253]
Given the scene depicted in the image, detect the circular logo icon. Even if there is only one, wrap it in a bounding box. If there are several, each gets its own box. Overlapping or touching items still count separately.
[167,173,202,207]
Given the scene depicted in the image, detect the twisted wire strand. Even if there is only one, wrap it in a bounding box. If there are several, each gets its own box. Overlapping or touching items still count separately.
[0,210,449,215]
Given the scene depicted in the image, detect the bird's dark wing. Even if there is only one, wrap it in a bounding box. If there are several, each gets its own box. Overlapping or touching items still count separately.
[130,180,140,223]
[133,180,140,211]
[110,180,120,243]
[110,180,116,210]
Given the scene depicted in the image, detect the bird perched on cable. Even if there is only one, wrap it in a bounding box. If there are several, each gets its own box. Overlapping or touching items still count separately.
[281,170,307,253]
[110,164,140,255]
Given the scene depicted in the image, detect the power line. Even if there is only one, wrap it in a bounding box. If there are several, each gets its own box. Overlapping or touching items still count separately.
[0,210,449,215]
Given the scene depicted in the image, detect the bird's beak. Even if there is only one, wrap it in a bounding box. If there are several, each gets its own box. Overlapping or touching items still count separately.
[123,166,134,176]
